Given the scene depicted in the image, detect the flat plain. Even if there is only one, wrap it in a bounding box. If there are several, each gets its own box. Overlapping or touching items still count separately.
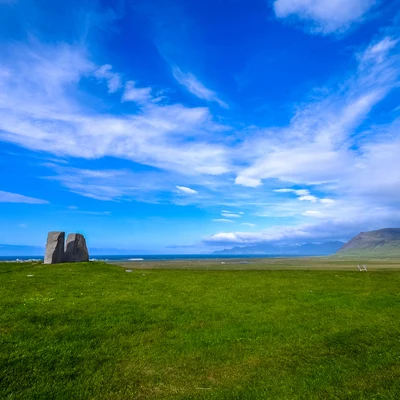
[111,256,400,270]
[1,259,400,399]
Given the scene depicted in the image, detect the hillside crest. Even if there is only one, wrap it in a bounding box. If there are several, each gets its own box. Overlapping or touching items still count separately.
[337,228,400,257]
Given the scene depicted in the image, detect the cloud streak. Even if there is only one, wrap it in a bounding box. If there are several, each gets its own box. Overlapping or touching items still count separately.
[274,188,318,202]
[221,212,241,218]
[0,190,48,204]
[176,186,198,194]
[0,42,230,181]
[235,36,400,191]
[172,66,228,108]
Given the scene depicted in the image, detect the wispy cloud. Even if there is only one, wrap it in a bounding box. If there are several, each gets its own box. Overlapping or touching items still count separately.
[0,190,48,204]
[235,36,400,190]
[212,218,235,223]
[273,0,378,34]
[242,223,256,227]
[320,198,335,205]
[122,81,153,103]
[298,195,318,202]
[221,212,241,218]
[302,210,325,218]
[172,66,228,108]
[68,209,111,215]
[94,64,122,93]
[0,42,230,181]
[205,34,400,246]
[176,185,198,194]
[45,164,179,202]
[205,205,400,245]
[274,188,318,202]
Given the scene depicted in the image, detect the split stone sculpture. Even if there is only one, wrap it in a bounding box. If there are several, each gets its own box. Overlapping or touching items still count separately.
[44,231,89,264]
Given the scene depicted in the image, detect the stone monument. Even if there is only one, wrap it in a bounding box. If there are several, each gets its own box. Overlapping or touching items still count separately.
[44,231,89,264]
[64,233,89,262]
[44,231,65,264]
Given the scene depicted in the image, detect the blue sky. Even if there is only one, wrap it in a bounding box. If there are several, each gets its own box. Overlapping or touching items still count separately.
[0,0,400,253]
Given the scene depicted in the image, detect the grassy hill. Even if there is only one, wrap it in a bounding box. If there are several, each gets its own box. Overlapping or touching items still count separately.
[336,228,400,257]
[1,260,400,399]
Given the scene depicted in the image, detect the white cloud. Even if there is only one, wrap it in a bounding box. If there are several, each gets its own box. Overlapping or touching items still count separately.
[205,205,400,245]
[122,81,152,103]
[302,210,325,218]
[359,37,398,66]
[204,227,311,244]
[172,66,228,108]
[45,163,257,206]
[94,64,122,93]
[242,223,256,227]
[274,188,318,202]
[298,195,318,202]
[45,164,184,202]
[212,219,235,223]
[0,190,48,204]
[343,135,400,202]
[274,188,294,193]
[221,213,241,218]
[0,43,231,181]
[273,0,378,34]
[222,210,244,215]
[176,185,198,194]
[235,175,261,187]
[320,198,335,205]
[236,36,399,190]
[207,34,400,246]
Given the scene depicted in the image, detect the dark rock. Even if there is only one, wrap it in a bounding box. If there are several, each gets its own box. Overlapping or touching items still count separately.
[44,231,65,264]
[64,233,89,262]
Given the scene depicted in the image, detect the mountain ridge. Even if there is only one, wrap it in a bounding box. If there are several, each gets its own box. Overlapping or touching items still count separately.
[214,241,344,256]
[336,228,400,257]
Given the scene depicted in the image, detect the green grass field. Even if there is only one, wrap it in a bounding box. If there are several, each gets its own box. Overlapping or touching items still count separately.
[1,260,400,399]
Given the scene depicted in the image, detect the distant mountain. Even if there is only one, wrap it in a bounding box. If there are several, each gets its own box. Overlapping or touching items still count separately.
[336,228,400,257]
[214,241,344,256]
